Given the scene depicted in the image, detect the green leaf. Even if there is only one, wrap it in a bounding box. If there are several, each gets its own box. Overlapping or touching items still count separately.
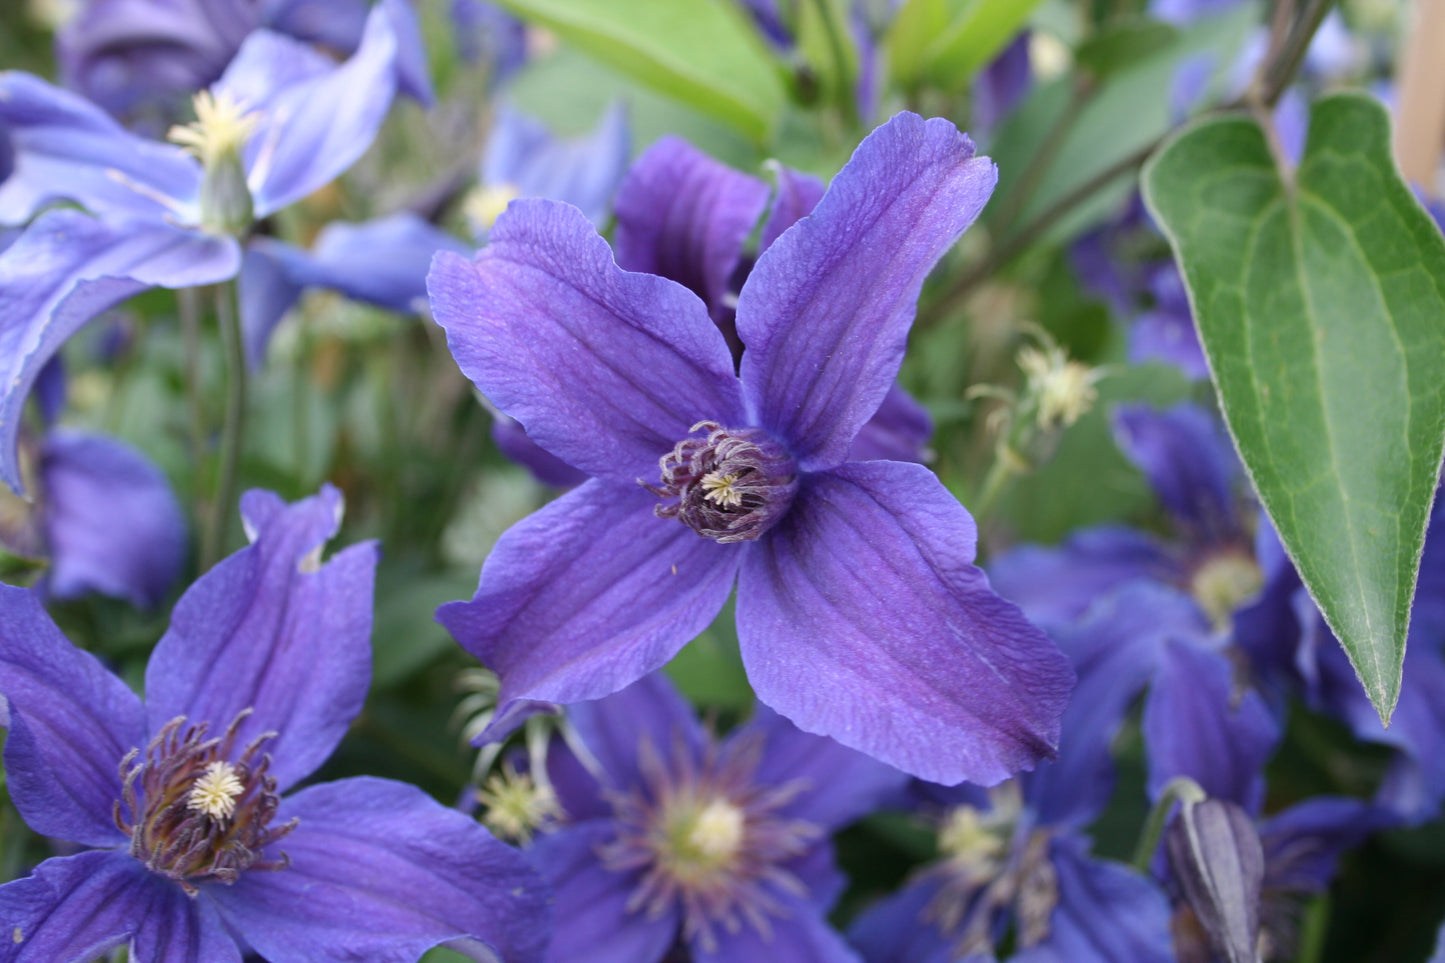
[1073,19,1179,81]
[493,0,787,141]
[986,3,1257,244]
[888,0,1045,93]
[1143,92,1445,721]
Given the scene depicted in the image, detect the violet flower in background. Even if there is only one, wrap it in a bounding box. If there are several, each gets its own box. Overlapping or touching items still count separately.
[0,0,423,495]
[525,671,905,962]
[57,0,431,126]
[850,587,1182,963]
[468,102,631,238]
[451,0,529,83]
[0,485,550,962]
[428,111,1074,785]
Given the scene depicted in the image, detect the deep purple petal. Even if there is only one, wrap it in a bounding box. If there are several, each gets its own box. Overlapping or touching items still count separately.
[1143,639,1279,812]
[973,33,1032,133]
[210,777,551,963]
[438,480,741,740]
[428,200,744,484]
[226,2,409,217]
[737,460,1073,785]
[737,703,908,832]
[0,584,143,846]
[758,165,825,253]
[1026,583,1212,828]
[846,383,933,464]
[491,415,590,489]
[1015,835,1174,963]
[0,209,239,493]
[0,71,199,224]
[1111,403,1239,541]
[987,526,1184,630]
[545,731,610,823]
[694,903,862,963]
[482,102,631,229]
[1166,800,1263,963]
[565,671,706,794]
[613,136,769,319]
[0,850,234,963]
[266,0,370,53]
[527,821,677,963]
[847,876,959,963]
[736,113,996,469]
[144,485,378,792]
[39,429,187,609]
[1259,797,1394,894]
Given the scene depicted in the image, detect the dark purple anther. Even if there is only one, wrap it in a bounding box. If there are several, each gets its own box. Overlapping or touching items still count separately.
[115,708,294,895]
[649,421,798,543]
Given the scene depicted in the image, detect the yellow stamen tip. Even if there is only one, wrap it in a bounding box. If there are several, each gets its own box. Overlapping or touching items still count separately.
[187,761,245,820]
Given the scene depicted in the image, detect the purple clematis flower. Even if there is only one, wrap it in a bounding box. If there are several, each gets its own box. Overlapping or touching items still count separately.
[470,102,631,238]
[0,0,420,494]
[527,671,905,962]
[57,0,431,125]
[427,111,1074,785]
[0,427,187,609]
[0,485,550,962]
[849,588,1181,963]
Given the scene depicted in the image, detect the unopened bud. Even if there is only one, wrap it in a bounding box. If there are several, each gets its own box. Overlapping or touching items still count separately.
[1166,797,1264,963]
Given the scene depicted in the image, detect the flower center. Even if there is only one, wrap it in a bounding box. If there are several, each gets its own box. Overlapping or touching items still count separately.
[464,182,522,234]
[168,90,258,167]
[599,732,819,952]
[647,422,798,543]
[475,762,561,844]
[1189,550,1264,629]
[114,709,295,895]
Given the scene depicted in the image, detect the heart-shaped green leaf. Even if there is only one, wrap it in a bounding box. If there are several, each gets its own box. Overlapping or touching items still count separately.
[1143,92,1445,721]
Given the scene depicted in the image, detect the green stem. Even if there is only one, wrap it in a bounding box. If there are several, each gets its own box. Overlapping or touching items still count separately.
[972,444,1027,522]
[1258,0,1333,107]
[1295,893,1331,963]
[200,280,247,571]
[178,287,208,511]
[809,0,860,132]
[1132,775,1206,871]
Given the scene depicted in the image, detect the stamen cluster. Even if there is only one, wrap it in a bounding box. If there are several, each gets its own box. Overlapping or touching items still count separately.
[648,422,798,543]
[598,731,819,951]
[926,785,1059,957]
[113,709,294,895]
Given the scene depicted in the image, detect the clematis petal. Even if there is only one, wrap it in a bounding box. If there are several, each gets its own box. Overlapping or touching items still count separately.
[740,703,908,832]
[1259,797,1394,894]
[565,671,706,793]
[0,208,240,493]
[694,901,862,963]
[1026,583,1212,829]
[242,213,469,364]
[988,525,1183,630]
[736,460,1073,785]
[736,112,996,470]
[491,414,590,489]
[758,164,825,253]
[1143,638,1279,813]
[428,200,744,484]
[1165,799,1263,963]
[846,382,933,464]
[0,851,236,963]
[1111,403,1239,542]
[1012,836,1174,963]
[226,1,411,217]
[482,103,630,229]
[0,70,199,225]
[209,777,551,963]
[0,585,144,846]
[40,428,187,609]
[847,876,960,963]
[613,136,770,319]
[144,485,378,792]
[1129,307,1209,380]
[437,480,741,742]
[527,821,678,963]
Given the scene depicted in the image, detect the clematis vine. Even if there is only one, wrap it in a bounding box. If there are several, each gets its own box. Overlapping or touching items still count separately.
[0,0,425,494]
[0,485,550,962]
[427,111,1074,785]
[523,672,906,962]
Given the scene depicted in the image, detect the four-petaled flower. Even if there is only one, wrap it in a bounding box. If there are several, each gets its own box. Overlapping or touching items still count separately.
[428,111,1075,785]
[0,486,549,962]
